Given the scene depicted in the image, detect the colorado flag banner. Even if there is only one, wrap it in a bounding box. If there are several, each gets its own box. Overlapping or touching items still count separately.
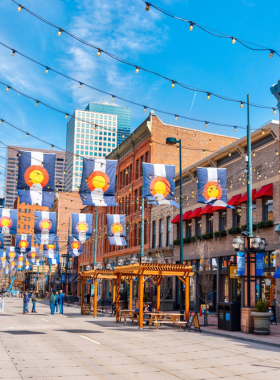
[72,213,92,243]
[29,247,40,263]
[0,234,4,249]
[16,234,32,253]
[107,214,127,246]
[196,167,234,208]
[0,209,17,235]
[68,236,83,257]
[17,254,25,270]
[17,150,56,208]
[3,265,10,275]
[5,247,17,261]
[25,260,32,271]
[46,251,59,265]
[43,236,59,255]
[79,158,118,206]
[34,211,57,244]
[142,163,178,207]
[0,251,8,268]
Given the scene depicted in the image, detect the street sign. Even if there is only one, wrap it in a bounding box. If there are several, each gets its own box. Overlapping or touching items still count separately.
[229,266,238,279]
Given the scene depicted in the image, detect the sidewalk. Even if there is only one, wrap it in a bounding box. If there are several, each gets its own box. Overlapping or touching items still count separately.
[198,314,280,348]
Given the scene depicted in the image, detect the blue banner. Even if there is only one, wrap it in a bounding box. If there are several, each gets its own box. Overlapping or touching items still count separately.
[237,252,245,276]
[72,213,92,243]
[61,274,65,284]
[0,209,17,235]
[256,253,264,276]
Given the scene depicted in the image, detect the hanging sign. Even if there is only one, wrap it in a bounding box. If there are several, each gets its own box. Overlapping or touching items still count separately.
[237,252,245,276]
[256,253,264,276]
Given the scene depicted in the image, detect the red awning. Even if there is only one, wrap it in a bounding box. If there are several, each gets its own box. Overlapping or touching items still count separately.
[183,211,193,220]
[189,207,202,218]
[171,214,180,224]
[228,194,242,206]
[201,205,213,215]
[239,189,257,203]
[212,206,226,211]
[255,183,273,198]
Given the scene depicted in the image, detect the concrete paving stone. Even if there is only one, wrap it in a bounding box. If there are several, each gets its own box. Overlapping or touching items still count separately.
[0,367,22,378]
[168,368,222,380]
[244,370,280,380]
[104,372,179,380]
[152,361,201,371]
[19,366,96,377]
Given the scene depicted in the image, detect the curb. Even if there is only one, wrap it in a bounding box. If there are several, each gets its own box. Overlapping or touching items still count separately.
[200,328,280,348]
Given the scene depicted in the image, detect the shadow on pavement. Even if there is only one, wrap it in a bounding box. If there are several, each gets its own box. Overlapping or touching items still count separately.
[0,331,46,335]
[55,329,103,334]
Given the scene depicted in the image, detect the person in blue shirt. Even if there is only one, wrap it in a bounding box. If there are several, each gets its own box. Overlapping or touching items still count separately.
[49,291,56,315]
[58,290,64,314]
[55,291,59,313]
[23,292,29,314]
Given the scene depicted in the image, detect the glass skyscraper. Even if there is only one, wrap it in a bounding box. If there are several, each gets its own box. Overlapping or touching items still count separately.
[65,102,131,191]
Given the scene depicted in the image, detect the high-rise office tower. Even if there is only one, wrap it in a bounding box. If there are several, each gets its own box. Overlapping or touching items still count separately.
[5,146,66,209]
[65,102,131,191]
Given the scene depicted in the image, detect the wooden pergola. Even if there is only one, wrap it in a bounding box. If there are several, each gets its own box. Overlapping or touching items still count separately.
[80,263,194,328]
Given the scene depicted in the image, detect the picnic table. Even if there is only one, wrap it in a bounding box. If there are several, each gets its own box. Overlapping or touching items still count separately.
[119,309,139,324]
[148,312,186,330]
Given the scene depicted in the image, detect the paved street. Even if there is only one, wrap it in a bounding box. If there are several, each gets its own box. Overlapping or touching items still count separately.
[0,298,280,380]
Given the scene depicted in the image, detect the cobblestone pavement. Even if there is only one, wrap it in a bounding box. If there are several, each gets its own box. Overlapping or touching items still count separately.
[1,298,280,379]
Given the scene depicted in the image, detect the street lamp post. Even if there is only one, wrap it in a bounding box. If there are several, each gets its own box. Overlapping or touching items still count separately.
[166,137,184,319]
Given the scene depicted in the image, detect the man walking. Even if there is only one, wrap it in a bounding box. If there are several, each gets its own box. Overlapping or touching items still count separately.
[23,292,29,314]
[49,291,56,315]
[58,290,64,314]
[31,291,37,313]
[55,291,59,313]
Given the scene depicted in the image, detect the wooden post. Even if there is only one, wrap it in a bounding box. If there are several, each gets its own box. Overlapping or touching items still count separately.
[139,274,144,329]
[81,277,85,313]
[156,278,161,311]
[129,278,133,311]
[116,274,121,322]
[185,275,189,321]
[113,281,116,303]
[94,277,97,317]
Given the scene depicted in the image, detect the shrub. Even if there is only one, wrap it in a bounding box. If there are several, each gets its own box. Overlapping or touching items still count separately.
[143,294,149,303]
[202,233,213,240]
[214,230,227,238]
[173,239,180,245]
[258,220,273,228]
[183,237,192,244]
[228,227,242,235]
[255,300,268,312]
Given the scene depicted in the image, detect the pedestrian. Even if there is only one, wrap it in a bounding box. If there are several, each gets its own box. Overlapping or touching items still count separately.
[55,291,59,313]
[1,287,5,299]
[49,291,56,315]
[31,291,37,313]
[58,290,64,314]
[23,292,29,314]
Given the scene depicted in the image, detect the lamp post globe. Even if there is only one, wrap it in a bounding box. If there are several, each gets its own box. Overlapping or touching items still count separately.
[232,236,243,250]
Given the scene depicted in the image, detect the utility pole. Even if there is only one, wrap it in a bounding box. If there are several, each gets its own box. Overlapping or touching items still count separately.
[93,207,98,267]
[247,94,253,237]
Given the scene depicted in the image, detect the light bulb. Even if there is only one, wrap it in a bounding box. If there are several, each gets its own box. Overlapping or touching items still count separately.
[273,108,277,114]
[262,129,265,135]
[150,142,152,146]
[240,102,244,108]
[6,86,10,92]
[143,107,147,112]
[203,150,205,154]
[177,147,179,151]
[111,95,115,101]
[175,115,178,120]
[122,134,125,138]
[171,81,175,88]
[205,122,208,128]
[45,67,49,74]
[269,51,273,58]
[276,151,279,156]
[78,83,82,88]
[65,114,68,119]
[97,49,101,56]
[35,101,39,106]
[234,126,237,132]
[135,67,139,73]
[0,120,3,124]
[145,3,150,11]
[189,23,193,31]
[252,151,255,156]
[25,133,29,138]
[51,145,54,150]
[232,37,236,44]
[228,152,231,157]
[207,93,210,100]
[11,50,15,57]
[17,5,22,11]
[58,29,62,36]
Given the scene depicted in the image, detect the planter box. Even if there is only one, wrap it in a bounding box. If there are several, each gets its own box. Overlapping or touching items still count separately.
[251,312,271,335]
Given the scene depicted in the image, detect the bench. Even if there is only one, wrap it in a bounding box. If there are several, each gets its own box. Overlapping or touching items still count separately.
[119,311,139,324]
[154,319,186,330]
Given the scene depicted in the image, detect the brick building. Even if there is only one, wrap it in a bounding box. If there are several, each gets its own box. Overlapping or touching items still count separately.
[78,112,237,298]
[164,119,280,320]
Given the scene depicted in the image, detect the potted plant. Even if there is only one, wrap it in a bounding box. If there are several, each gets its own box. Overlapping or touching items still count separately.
[173,239,180,245]
[251,300,271,335]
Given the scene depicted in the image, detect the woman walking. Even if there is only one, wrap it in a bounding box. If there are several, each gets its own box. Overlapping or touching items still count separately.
[49,291,56,315]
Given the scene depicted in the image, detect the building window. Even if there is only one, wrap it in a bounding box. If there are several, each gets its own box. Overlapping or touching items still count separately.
[159,219,163,247]
[166,216,171,246]
[206,214,213,234]
[134,225,138,246]
[152,221,156,248]
[176,223,180,240]
[232,206,241,228]
[185,221,191,238]
[263,197,273,221]
[196,217,202,236]
[219,210,227,230]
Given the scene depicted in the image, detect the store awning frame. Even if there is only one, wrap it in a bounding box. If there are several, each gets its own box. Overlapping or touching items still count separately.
[255,184,273,198]
[189,207,202,218]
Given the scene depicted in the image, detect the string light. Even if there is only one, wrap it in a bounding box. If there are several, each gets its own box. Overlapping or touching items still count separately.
[203,150,205,154]
[269,51,274,58]
[45,67,49,74]
[232,37,236,44]
[145,2,150,11]
[205,122,208,128]
[262,129,265,135]
[6,86,10,92]
[273,108,277,114]
[122,134,125,138]
[0,120,3,124]
[234,126,237,132]
[135,67,139,73]
[25,133,29,138]
[35,101,39,106]
[189,22,194,31]
[175,115,178,120]
[252,151,255,157]
[97,49,101,56]
[207,93,210,100]
[240,102,244,108]
[65,114,68,119]
[143,106,147,112]
[11,50,16,57]
[17,5,22,11]
[57,29,62,36]
[228,152,231,157]
[111,95,115,101]
[51,145,54,150]
[171,81,175,88]
[78,83,82,88]
[276,151,279,156]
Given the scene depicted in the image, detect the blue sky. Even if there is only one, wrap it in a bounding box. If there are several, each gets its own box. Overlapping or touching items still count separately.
[0,0,279,195]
